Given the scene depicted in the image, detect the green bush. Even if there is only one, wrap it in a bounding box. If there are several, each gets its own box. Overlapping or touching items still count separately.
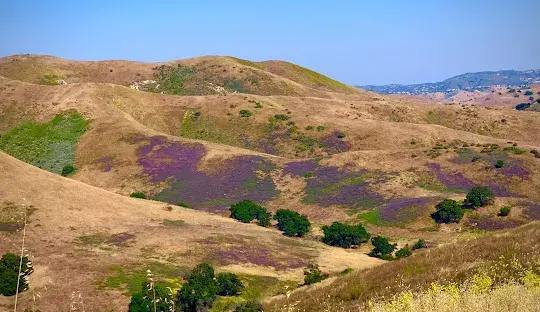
[61,164,76,176]
[0,253,32,296]
[495,160,504,168]
[234,301,263,312]
[273,114,290,121]
[239,110,252,117]
[337,132,345,139]
[465,186,494,209]
[395,247,412,259]
[229,200,271,227]
[316,126,325,131]
[369,236,397,259]
[216,272,244,296]
[322,222,370,248]
[130,192,147,199]
[254,102,263,109]
[340,268,353,275]
[304,171,314,178]
[305,125,313,130]
[499,206,511,217]
[303,264,327,285]
[431,199,464,223]
[177,263,219,312]
[524,90,533,96]
[504,145,526,155]
[129,281,174,312]
[273,209,311,237]
[412,239,425,250]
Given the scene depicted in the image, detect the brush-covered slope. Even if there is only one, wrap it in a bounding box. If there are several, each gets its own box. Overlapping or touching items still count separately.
[0,76,539,233]
[0,54,362,97]
[0,151,383,312]
[264,222,540,311]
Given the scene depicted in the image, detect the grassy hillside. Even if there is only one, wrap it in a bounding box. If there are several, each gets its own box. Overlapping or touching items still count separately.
[0,54,362,97]
[1,54,540,311]
[264,222,540,311]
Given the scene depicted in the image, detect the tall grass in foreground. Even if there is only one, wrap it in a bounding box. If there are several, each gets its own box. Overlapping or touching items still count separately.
[368,272,540,312]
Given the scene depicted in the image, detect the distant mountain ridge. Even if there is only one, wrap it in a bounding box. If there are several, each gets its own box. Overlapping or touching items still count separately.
[360,69,540,95]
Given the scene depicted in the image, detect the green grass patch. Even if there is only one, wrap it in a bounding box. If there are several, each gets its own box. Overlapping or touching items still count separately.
[210,274,298,312]
[98,263,186,296]
[503,146,526,155]
[154,64,197,95]
[40,74,65,85]
[162,219,187,227]
[0,112,90,174]
[357,209,383,226]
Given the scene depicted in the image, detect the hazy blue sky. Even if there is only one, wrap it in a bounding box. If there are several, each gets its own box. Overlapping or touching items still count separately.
[1,0,539,85]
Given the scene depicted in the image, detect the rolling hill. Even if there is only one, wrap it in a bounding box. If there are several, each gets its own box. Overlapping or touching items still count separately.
[1,54,539,312]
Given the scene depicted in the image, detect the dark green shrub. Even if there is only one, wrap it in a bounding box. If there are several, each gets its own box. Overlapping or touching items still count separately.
[255,209,271,227]
[515,103,530,110]
[369,236,397,259]
[273,209,310,237]
[216,272,244,296]
[322,222,370,248]
[340,268,353,275]
[239,110,252,117]
[229,200,271,227]
[499,206,511,217]
[234,301,263,312]
[431,199,464,223]
[129,281,174,312]
[61,164,76,176]
[0,253,32,296]
[316,126,325,131]
[305,126,313,130]
[130,192,147,199]
[303,264,327,285]
[177,263,219,312]
[524,90,533,96]
[273,114,290,121]
[412,239,425,250]
[395,247,412,259]
[254,102,263,109]
[465,186,495,209]
[337,132,345,139]
[304,171,314,178]
[495,160,504,168]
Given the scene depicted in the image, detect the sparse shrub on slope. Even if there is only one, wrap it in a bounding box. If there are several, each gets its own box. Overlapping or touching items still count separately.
[129,281,174,312]
[465,186,494,209]
[304,264,327,285]
[177,263,219,312]
[369,236,397,260]
[0,253,33,296]
[273,209,311,237]
[431,199,464,223]
[412,239,426,250]
[229,200,271,227]
[216,272,244,296]
[499,206,511,217]
[234,301,264,312]
[176,263,244,312]
[61,164,76,176]
[395,247,413,259]
[130,192,147,199]
[322,222,371,248]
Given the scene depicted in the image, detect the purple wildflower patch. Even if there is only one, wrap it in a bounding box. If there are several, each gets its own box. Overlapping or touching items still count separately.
[427,163,475,192]
[380,197,436,224]
[467,217,524,231]
[523,201,540,220]
[97,156,114,172]
[133,136,278,209]
[282,160,319,177]
[302,165,385,208]
[320,131,351,154]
